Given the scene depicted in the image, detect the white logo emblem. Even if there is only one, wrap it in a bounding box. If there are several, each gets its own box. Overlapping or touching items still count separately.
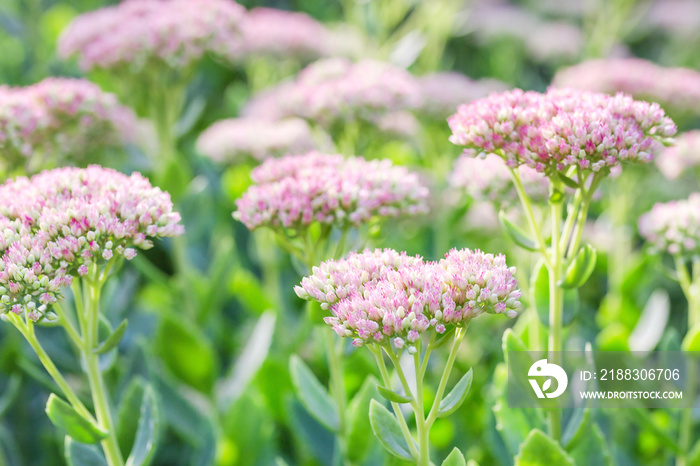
[528,359,568,399]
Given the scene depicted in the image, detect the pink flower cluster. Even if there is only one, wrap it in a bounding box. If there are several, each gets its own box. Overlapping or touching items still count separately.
[0,166,183,320]
[233,152,429,230]
[466,2,583,62]
[239,7,330,61]
[553,59,700,114]
[450,154,549,204]
[417,72,506,120]
[58,0,245,72]
[295,248,521,349]
[243,58,421,127]
[639,193,700,257]
[0,78,135,172]
[448,88,676,174]
[655,131,700,180]
[196,117,316,163]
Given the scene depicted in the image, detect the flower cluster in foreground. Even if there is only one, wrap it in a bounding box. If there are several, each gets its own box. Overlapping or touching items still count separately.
[196,117,316,163]
[0,166,183,320]
[0,78,135,173]
[553,58,700,115]
[239,7,331,61]
[244,58,421,128]
[639,193,700,257]
[295,248,521,349]
[448,88,676,174]
[655,131,700,180]
[233,152,429,230]
[450,154,549,204]
[58,0,245,72]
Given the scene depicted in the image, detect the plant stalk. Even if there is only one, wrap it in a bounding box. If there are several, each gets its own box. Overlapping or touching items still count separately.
[83,277,124,466]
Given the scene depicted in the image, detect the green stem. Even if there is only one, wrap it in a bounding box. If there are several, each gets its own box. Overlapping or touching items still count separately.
[413,348,429,466]
[324,331,349,462]
[425,326,465,427]
[548,192,564,441]
[677,361,696,466]
[369,346,419,460]
[676,257,700,466]
[82,277,124,466]
[7,314,94,423]
[510,168,551,266]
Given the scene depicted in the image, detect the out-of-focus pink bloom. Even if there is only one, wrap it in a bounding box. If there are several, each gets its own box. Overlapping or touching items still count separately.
[643,0,700,35]
[241,81,297,121]
[0,165,183,320]
[373,112,421,140]
[196,117,316,163]
[553,58,700,114]
[639,193,700,257]
[450,154,549,203]
[526,22,582,62]
[239,7,330,61]
[233,151,429,230]
[416,72,506,120]
[448,88,676,174]
[656,131,700,179]
[0,78,136,173]
[248,58,421,128]
[296,247,522,349]
[58,0,245,72]
[464,2,583,62]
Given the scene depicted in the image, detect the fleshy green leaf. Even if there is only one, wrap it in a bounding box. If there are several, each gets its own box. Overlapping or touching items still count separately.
[64,437,108,466]
[346,376,380,463]
[94,319,128,355]
[125,385,159,466]
[117,377,146,457]
[441,447,466,466]
[557,172,579,190]
[289,355,339,432]
[377,385,412,404]
[45,394,107,444]
[531,260,579,327]
[515,429,575,465]
[227,268,274,316]
[437,368,473,418]
[559,244,597,289]
[566,422,612,466]
[682,324,700,352]
[499,211,538,251]
[492,363,546,456]
[432,327,456,350]
[561,407,590,448]
[155,315,218,392]
[368,399,414,462]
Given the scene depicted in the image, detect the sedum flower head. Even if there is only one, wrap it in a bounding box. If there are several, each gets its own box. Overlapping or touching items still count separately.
[639,193,700,257]
[553,58,700,115]
[0,165,183,320]
[196,117,316,164]
[58,0,245,72]
[252,58,421,128]
[448,88,676,174]
[655,131,700,180]
[450,153,548,204]
[0,78,136,173]
[296,248,521,349]
[417,72,506,120]
[233,152,429,230]
[239,7,330,61]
